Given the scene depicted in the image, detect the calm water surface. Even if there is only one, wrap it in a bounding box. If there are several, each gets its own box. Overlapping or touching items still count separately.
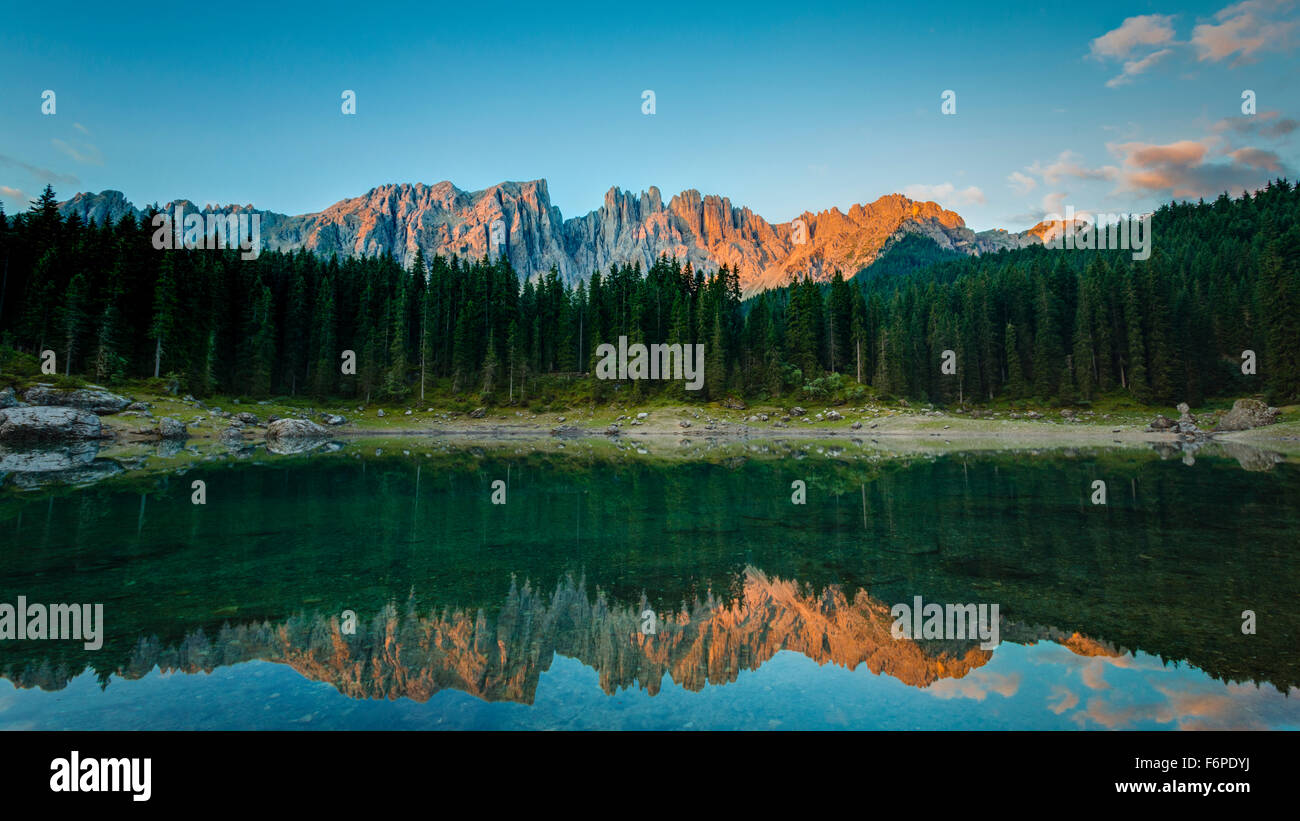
[1,441,1296,730]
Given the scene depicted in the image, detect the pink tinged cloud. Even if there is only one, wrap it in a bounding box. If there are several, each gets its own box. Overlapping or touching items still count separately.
[1116,139,1209,167]
[1074,697,1141,729]
[1030,150,1119,184]
[1047,685,1080,715]
[1109,137,1289,198]
[1212,110,1300,138]
[1081,660,1112,691]
[1229,146,1284,170]
[926,670,1022,701]
[1192,0,1298,64]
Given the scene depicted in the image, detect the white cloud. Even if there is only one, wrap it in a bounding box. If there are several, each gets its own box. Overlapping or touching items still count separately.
[1006,171,1037,194]
[1106,48,1174,86]
[1028,150,1119,184]
[52,138,103,166]
[1041,191,1069,216]
[902,182,986,207]
[0,154,79,186]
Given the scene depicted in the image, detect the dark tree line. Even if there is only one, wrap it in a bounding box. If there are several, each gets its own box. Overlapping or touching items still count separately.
[825,180,1300,405]
[1,180,1297,405]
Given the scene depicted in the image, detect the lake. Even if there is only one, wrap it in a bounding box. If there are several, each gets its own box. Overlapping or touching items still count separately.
[1,438,1296,730]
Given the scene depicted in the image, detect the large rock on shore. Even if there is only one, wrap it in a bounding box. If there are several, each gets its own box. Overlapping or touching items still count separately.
[0,406,103,441]
[1214,399,1280,431]
[1147,414,1176,431]
[266,418,330,442]
[23,385,131,414]
[265,418,332,455]
[157,417,187,439]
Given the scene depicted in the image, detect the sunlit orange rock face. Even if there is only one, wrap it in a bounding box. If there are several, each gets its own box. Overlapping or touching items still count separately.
[59,182,1040,296]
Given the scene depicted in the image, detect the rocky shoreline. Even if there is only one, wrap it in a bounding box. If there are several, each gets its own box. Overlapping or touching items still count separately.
[1,382,1294,490]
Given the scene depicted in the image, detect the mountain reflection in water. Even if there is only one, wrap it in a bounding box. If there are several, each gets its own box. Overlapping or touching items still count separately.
[1,444,1297,729]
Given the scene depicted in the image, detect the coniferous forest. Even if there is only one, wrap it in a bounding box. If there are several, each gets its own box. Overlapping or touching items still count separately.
[0,180,1297,406]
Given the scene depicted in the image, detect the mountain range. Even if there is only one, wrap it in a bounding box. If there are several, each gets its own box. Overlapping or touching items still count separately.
[58,181,1046,296]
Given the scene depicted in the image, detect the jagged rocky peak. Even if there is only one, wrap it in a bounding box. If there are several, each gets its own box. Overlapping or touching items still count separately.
[58,182,1043,295]
[61,189,136,226]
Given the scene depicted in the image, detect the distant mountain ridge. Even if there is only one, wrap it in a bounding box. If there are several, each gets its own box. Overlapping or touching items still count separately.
[59,180,1043,296]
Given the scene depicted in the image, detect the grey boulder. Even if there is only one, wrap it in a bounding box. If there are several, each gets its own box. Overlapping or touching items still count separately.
[1214,399,1280,431]
[266,418,330,441]
[157,417,188,439]
[265,418,332,455]
[23,386,131,414]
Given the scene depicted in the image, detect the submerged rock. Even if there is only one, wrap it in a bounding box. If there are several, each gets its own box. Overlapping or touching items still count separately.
[155,438,184,458]
[6,459,123,489]
[266,437,334,455]
[0,406,102,441]
[0,441,99,473]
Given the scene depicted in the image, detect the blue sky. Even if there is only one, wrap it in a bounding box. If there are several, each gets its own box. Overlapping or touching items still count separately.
[1,0,1296,230]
